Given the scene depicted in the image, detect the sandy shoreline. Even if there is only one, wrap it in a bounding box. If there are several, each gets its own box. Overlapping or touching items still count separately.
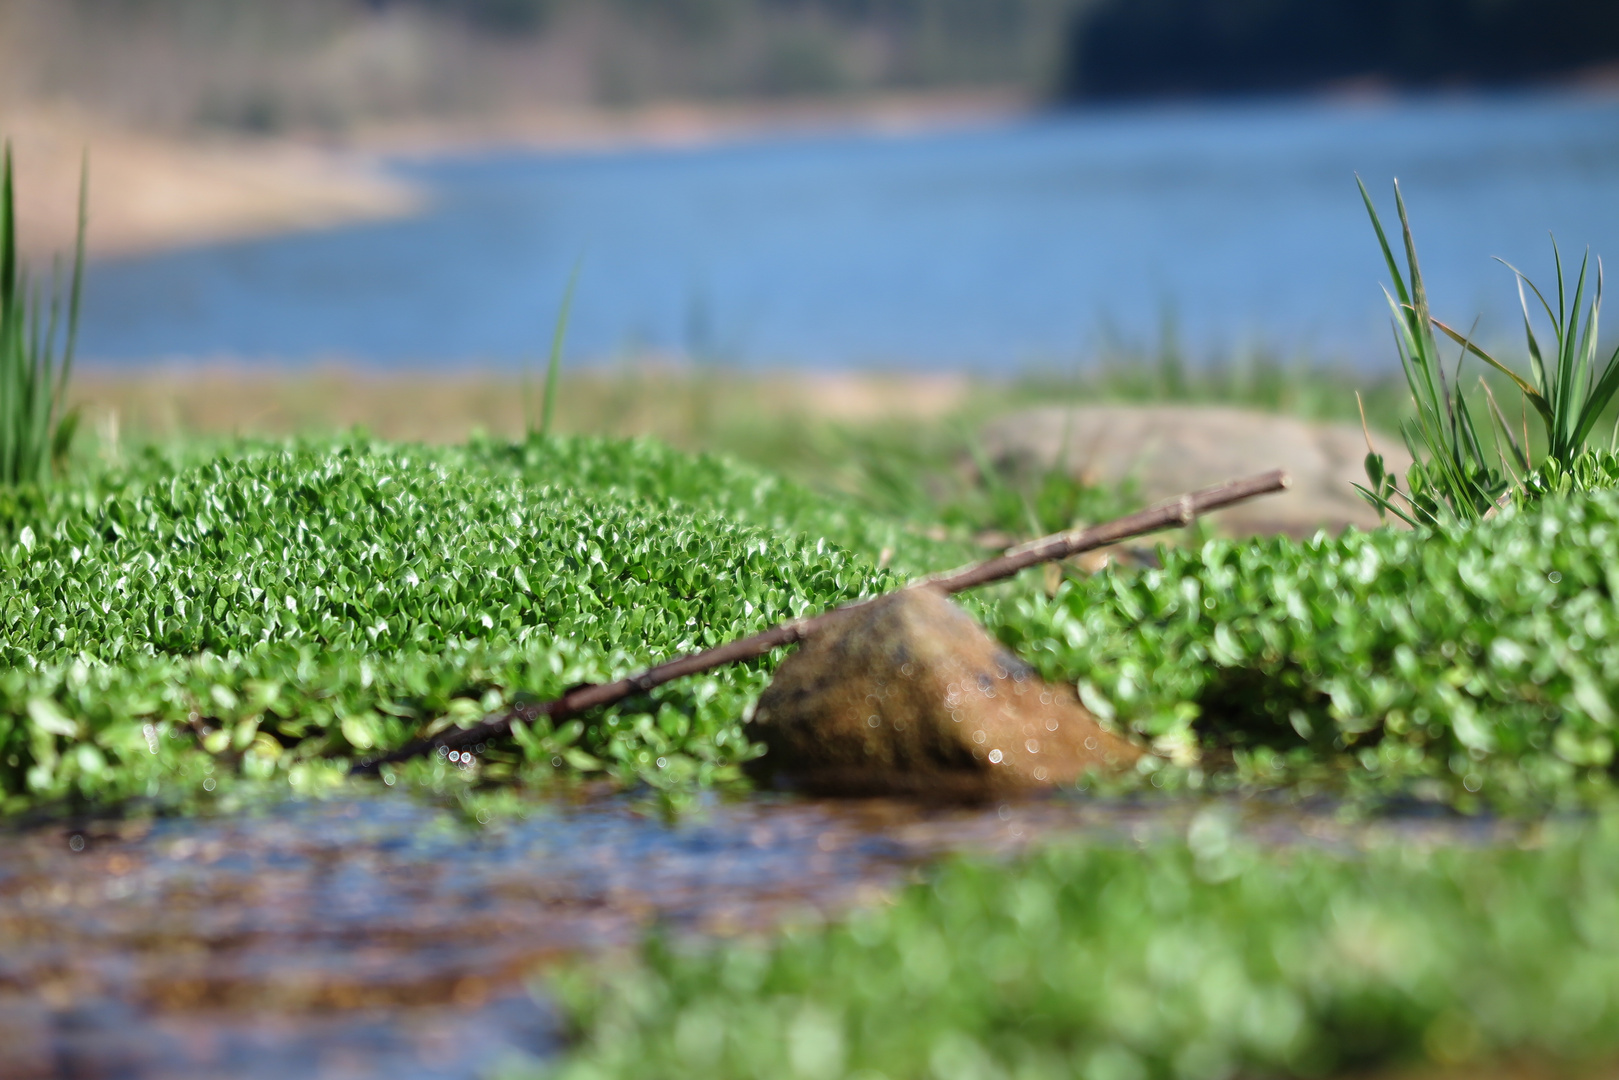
[2,106,421,263]
[3,92,1027,264]
[351,90,1030,158]
[69,363,974,445]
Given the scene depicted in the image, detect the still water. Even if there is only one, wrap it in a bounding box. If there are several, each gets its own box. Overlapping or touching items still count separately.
[80,92,1619,371]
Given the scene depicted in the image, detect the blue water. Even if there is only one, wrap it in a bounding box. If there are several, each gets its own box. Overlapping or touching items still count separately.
[78,91,1619,372]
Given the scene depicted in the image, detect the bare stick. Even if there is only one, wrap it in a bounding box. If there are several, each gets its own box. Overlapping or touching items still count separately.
[352,469,1289,774]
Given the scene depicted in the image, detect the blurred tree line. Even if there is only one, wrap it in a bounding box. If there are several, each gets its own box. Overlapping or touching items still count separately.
[0,0,1093,133]
[1064,0,1619,99]
[5,0,1612,133]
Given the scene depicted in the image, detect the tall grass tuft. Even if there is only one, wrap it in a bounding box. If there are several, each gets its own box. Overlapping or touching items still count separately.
[0,144,85,487]
[1438,240,1619,469]
[1355,177,1619,526]
[528,263,579,439]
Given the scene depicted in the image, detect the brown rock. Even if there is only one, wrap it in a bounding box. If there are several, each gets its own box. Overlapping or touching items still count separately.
[747,587,1141,798]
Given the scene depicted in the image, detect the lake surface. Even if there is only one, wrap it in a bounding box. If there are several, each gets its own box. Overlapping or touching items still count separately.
[79,91,1619,372]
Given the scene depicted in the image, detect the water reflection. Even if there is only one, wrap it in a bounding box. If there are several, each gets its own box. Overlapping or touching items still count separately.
[0,793,1509,1079]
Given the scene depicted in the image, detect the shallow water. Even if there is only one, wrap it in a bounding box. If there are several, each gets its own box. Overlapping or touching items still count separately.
[0,791,1512,1080]
[80,92,1619,370]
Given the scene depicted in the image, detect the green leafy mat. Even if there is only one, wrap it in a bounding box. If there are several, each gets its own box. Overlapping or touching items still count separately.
[999,494,1619,811]
[4,430,1619,815]
[0,433,960,812]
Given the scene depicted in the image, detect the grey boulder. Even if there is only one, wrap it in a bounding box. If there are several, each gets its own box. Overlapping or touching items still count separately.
[979,404,1413,536]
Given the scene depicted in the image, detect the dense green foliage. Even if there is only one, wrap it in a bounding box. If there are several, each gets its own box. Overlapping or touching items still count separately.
[999,490,1619,810]
[0,432,961,812]
[6,424,1619,814]
[540,812,1619,1080]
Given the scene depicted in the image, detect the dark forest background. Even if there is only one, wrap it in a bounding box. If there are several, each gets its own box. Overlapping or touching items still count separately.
[1067,0,1619,99]
[2,0,1617,133]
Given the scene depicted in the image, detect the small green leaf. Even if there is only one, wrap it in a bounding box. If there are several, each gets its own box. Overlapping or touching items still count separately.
[26,697,76,738]
[562,747,603,772]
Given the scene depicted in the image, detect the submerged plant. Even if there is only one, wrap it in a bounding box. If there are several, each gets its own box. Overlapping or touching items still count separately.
[0,143,85,487]
[1356,178,1619,525]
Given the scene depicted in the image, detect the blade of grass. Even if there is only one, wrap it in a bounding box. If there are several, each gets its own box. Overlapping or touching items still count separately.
[1395,181,1431,329]
[0,139,86,486]
[1571,338,1619,449]
[1479,378,1529,475]
[1358,176,1412,310]
[54,153,86,419]
[1,146,17,485]
[1555,247,1589,455]
[539,260,580,439]
[1432,319,1549,420]
[0,146,15,306]
[1351,480,1423,528]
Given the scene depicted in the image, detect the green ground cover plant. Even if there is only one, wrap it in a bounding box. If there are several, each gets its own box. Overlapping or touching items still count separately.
[537,812,1619,1080]
[998,491,1619,811]
[5,423,1619,815]
[0,431,966,813]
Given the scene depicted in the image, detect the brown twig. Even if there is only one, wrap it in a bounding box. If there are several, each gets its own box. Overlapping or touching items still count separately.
[352,469,1289,774]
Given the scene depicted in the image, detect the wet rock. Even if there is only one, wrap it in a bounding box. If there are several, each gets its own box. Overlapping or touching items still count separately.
[979,404,1414,537]
[748,587,1141,798]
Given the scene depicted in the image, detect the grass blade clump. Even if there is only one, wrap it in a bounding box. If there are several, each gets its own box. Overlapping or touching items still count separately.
[1354,178,1507,524]
[0,143,85,488]
[1356,178,1619,524]
[1435,245,1619,469]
